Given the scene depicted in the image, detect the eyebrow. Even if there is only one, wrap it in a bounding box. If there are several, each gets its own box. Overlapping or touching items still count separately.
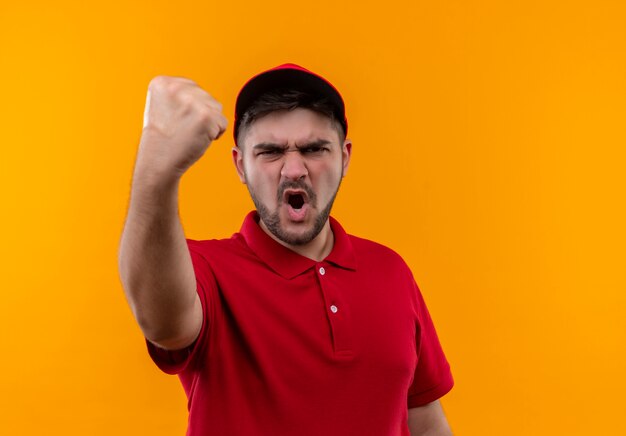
[252,139,332,150]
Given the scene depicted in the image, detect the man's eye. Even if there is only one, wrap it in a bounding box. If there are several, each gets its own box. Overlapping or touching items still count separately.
[258,149,281,156]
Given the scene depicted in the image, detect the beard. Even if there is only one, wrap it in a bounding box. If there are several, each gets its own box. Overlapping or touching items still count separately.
[248,178,341,246]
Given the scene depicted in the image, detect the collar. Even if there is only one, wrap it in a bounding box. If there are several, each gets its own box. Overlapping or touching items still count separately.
[239,210,357,279]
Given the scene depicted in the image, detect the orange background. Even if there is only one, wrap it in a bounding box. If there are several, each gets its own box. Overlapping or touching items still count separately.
[1,1,625,434]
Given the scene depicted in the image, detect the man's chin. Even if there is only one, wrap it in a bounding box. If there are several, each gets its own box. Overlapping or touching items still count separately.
[272,223,320,246]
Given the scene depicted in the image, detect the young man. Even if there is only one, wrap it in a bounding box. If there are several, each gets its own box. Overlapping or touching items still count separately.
[118,64,454,435]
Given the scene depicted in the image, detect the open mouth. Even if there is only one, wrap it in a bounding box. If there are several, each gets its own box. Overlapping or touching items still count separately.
[287,193,305,210]
[282,189,309,222]
[281,186,315,223]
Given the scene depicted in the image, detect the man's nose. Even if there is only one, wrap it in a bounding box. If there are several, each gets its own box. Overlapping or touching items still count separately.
[280,150,308,181]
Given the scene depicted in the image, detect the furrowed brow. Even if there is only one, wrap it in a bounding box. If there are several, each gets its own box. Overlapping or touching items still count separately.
[296,139,332,149]
[252,142,287,151]
[252,139,332,151]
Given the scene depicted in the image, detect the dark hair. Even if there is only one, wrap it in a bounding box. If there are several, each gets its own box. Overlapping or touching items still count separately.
[236,88,346,147]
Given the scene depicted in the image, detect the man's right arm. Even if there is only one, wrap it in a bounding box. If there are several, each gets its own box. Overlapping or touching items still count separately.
[118,76,227,350]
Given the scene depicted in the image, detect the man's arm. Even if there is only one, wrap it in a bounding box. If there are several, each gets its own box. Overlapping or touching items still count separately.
[408,400,453,436]
[118,76,227,350]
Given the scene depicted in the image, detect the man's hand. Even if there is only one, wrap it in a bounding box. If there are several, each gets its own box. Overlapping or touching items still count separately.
[136,75,228,181]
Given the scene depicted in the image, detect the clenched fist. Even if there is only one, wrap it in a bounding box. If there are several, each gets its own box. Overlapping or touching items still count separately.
[135,75,228,180]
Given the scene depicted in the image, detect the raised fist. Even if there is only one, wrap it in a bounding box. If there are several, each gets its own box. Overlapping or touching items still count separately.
[136,75,228,179]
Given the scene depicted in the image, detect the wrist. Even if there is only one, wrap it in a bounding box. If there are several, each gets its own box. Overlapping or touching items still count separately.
[132,159,183,190]
[135,127,191,181]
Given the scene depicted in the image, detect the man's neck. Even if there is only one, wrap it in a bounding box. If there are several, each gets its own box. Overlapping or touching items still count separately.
[259,220,334,262]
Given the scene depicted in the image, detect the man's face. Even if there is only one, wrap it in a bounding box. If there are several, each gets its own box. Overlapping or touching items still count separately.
[233,108,351,246]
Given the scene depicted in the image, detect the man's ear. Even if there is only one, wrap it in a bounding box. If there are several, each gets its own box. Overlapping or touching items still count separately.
[232,146,247,184]
[341,139,352,177]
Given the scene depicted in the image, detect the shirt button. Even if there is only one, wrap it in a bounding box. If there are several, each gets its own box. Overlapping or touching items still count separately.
[319,267,326,275]
[330,305,338,313]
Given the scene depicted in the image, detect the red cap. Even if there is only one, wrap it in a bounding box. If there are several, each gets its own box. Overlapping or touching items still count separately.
[234,63,347,144]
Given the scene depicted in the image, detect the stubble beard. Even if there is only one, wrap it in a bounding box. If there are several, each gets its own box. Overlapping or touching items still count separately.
[248,179,341,246]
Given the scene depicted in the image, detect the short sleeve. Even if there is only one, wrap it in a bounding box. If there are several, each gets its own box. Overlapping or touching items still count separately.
[145,239,215,375]
[407,279,454,408]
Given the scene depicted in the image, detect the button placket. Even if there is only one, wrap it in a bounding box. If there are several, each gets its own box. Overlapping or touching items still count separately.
[316,263,353,356]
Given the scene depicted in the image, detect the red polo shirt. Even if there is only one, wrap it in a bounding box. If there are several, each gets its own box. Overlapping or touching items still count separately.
[147,211,453,435]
